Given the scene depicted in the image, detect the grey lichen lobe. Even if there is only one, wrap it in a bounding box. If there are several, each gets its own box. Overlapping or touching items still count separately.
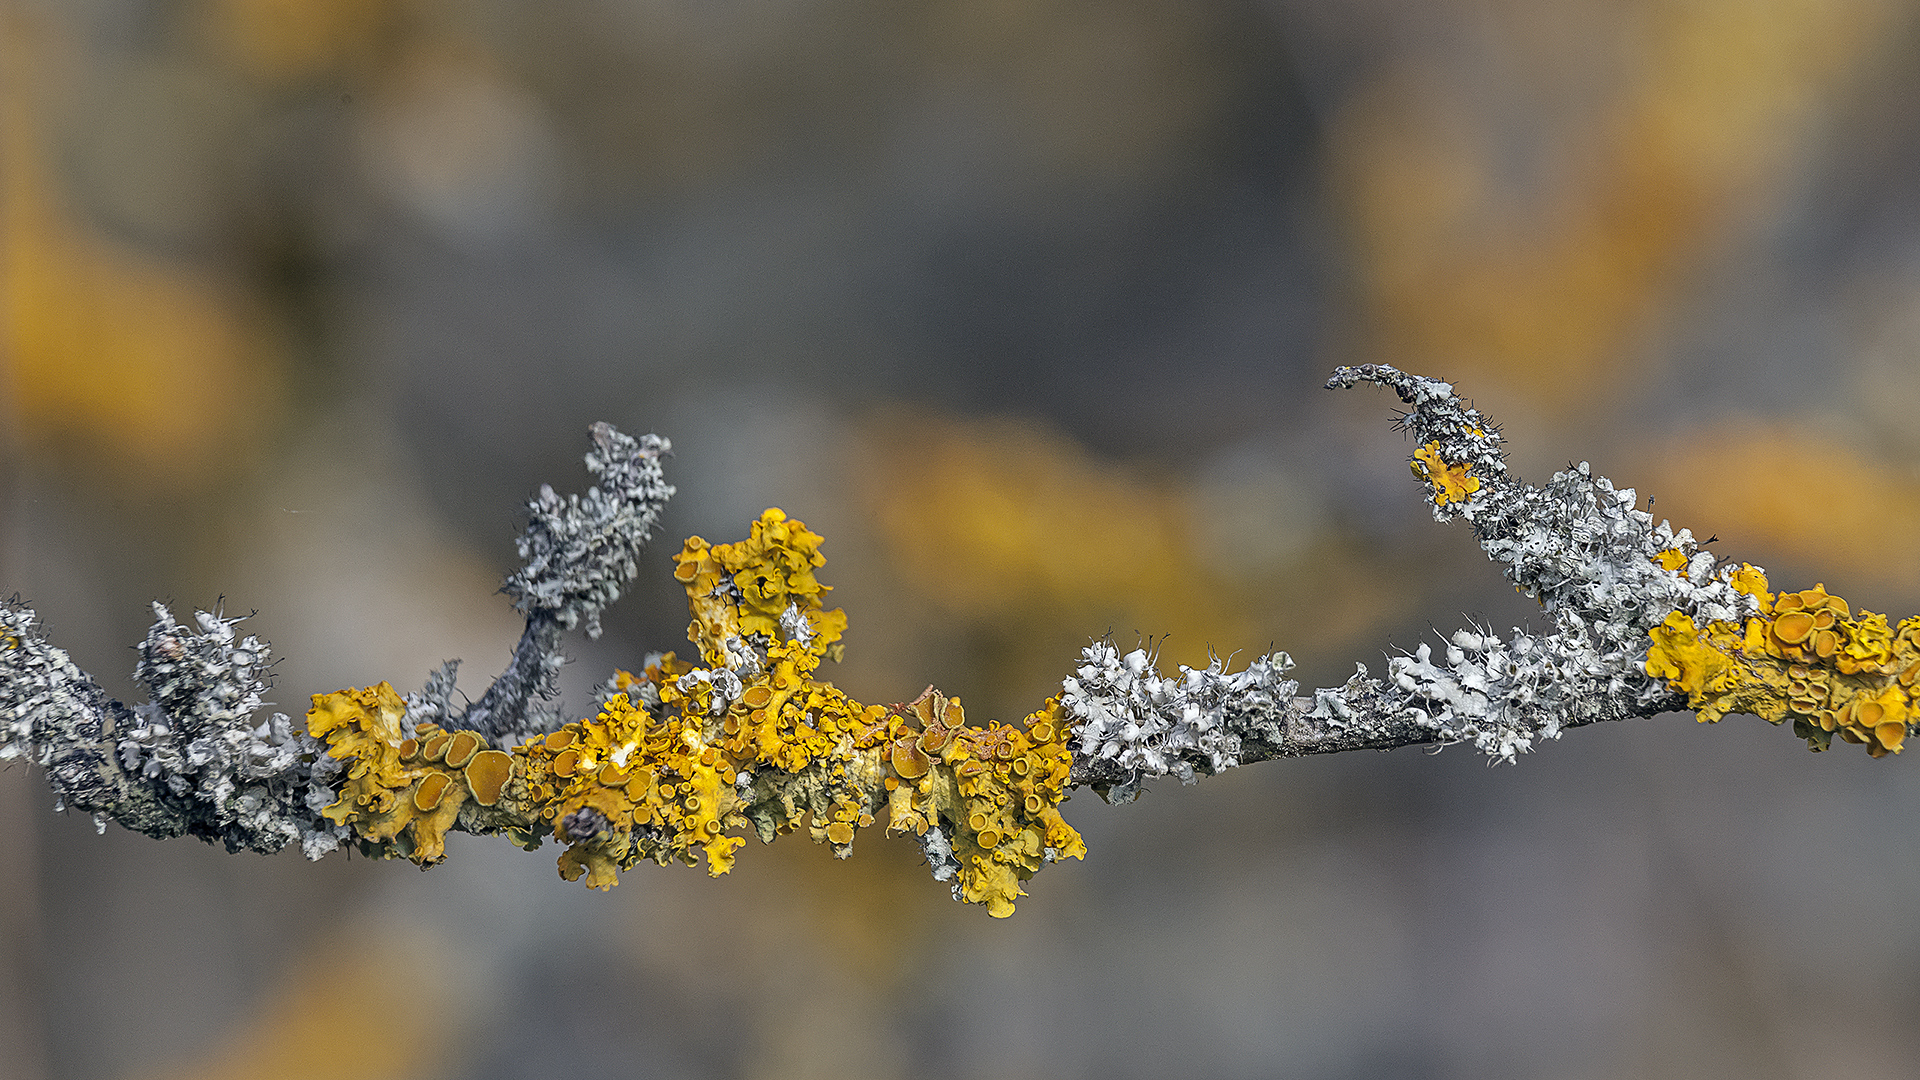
[460,424,675,744]
[0,423,674,856]
[1,600,342,856]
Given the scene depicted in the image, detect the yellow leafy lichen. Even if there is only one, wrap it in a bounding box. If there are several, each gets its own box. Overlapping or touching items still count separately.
[1646,611,1740,716]
[1646,567,1920,756]
[509,690,751,888]
[552,508,1085,912]
[880,690,1084,917]
[1410,442,1481,506]
[306,508,1086,915]
[671,508,848,668]
[304,684,509,863]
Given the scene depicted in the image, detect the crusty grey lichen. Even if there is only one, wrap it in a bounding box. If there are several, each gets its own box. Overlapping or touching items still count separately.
[1064,364,1766,788]
[460,424,674,744]
[0,600,341,855]
[0,423,673,857]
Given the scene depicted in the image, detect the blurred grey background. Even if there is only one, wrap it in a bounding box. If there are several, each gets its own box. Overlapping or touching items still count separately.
[6,0,1920,1077]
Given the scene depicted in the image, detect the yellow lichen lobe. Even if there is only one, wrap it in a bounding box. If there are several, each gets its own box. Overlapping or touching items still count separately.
[1410,442,1481,506]
[671,508,845,669]
[1645,564,1918,756]
[1645,611,1739,720]
[1728,563,1772,610]
[304,684,507,865]
[880,691,1083,918]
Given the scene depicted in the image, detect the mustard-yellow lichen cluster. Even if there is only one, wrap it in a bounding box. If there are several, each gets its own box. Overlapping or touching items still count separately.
[671,508,848,668]
[507,671,750,889]
[880,690,1085,917]
[1645,565,1920,756]
[571,508,1085,915]
[302,508,1087,916]
[305,682,514,863]
[1411,442,1481,506]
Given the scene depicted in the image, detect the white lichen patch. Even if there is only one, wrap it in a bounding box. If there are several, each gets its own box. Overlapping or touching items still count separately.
[1062,641,1298,793]
[1320,364,1769,761]
[123,603,349,856]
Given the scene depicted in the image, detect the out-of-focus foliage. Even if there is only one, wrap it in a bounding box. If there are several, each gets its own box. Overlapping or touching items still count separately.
[132,933,451,1080]
[0,22,283,482]
[1329,0,1905,413]
[1642,426,1920,592]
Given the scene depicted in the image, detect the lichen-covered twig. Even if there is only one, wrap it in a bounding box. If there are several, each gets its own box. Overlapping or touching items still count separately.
[458,423,675,744]
[4,367,1916,917]
[1066,364,1919,808]
[0,423,674,859]
[1067,362,1738,796]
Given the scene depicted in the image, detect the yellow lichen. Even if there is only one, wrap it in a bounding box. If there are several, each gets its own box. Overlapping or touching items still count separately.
[1645,566,1919,756]
[509,690,750,888]
[672,508,847,669]
[1645,612,1740,719]
[464,749,513,806]
[605,508,1083,913]
[304,507,1087,915]
[304,684,506,864]
[875,690,1082,917]
[1410,442,1481,506]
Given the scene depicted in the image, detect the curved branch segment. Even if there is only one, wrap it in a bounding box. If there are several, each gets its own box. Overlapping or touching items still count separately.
[6,368,1918,917]
[461,424,675,743]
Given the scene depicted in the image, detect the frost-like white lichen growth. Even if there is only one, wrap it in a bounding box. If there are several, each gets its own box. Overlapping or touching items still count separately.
[0,599,342,855]
[919,825,962,888]
[778,602,814,649]
[503,424,674,635]
[460,424,676,743]
[118,603,342,854]
[0,603,98,767]
[716,634,762,676]
[1315,365,1760,760]
[676,666,743,715]
[1062,641,1299,797]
